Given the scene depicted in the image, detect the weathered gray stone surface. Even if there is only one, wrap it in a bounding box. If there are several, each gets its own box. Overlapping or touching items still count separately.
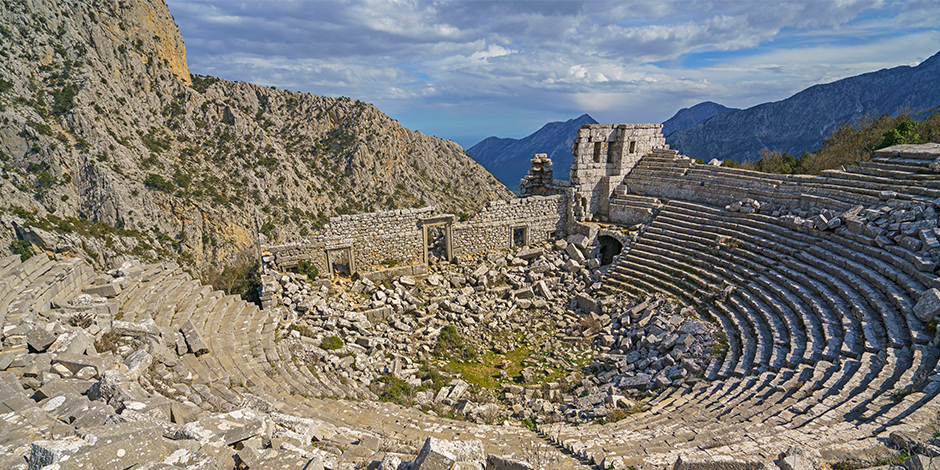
[915,288,940,322]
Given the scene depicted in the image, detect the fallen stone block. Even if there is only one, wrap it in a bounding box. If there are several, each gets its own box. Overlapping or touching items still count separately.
[619,373,651,390]
[565,243,586,262]
[52,353,110,377]
[175,408,269,446]
[533,280,553,300]
[88,369,149,411]
[84,282,122,298]
[906,454,940,470]
[47,329,96,355]
[512,287,534,300]
[112,319,163,337]
[121,349,152,382]
[270,412,335,442]
[915,288,940,323]
[413,436,485,470]
[378,454,404,470]
[487,454,533,470]
[673,456,764,470]
[29,436,91,470]
[181,319,210,356]
[71,421,168,469]
[576,293,597,314]
[516,248,542,260]
[26,327,56,353]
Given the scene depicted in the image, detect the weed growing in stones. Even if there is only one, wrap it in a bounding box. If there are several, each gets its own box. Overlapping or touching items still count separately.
[321,335,344,350]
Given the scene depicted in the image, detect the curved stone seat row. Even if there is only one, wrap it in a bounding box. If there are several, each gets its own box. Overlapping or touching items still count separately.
[97,261,587,466]
[0,254,93,332]
[550,199,940,467]
[0,255,588,468]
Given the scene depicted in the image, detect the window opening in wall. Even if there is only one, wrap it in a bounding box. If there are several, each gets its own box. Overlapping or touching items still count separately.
[607,141,619,165]
[598,235,623,266]
[593,142,603,163]
[629,140,636,154]
[426,225,447,265]
[512,226,527,248]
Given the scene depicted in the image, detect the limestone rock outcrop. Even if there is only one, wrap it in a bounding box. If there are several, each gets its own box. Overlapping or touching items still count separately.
[0,0,511,269]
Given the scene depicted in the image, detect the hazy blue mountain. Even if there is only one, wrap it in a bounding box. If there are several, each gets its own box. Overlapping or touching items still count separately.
[467,114,598,192]
[666,51,940,162]
[662,101,738,137]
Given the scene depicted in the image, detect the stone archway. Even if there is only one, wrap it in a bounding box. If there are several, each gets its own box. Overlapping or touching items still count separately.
[598,235,623,266]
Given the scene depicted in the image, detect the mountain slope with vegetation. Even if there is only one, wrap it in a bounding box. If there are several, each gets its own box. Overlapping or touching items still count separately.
[0,0,512,272]
[722,110,940,174]
[667,51,940,162]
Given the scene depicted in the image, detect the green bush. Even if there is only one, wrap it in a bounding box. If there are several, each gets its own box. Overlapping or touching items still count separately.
[11,240,32,261]
[371,375,414,406]
[144,173,174,192]
[297,260,319,279]
[434,324,476,361]
[201,256,261,306]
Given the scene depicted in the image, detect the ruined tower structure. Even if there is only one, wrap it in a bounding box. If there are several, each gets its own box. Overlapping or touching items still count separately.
[519,123,669,224]
[568,124,666,221]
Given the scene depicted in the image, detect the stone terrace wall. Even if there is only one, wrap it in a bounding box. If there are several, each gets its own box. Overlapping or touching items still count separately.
[453,194,568,256]
[623,154,864,212]
[267,207,434,274]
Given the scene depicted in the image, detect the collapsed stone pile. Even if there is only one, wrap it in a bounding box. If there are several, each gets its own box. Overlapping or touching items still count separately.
[725,196,940,273]
[0,256,581,469]
[262,230,720,426]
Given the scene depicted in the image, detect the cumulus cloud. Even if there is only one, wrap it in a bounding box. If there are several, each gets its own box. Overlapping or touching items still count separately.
[167,0,940,145]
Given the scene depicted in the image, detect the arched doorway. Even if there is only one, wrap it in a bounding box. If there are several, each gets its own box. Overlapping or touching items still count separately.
[598,235,623,266]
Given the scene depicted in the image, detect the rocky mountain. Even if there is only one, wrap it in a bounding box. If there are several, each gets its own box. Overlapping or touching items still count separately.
[0,0,512,270]
[467,114,597,192]
[661,101,738,137]
[666,51,940,162]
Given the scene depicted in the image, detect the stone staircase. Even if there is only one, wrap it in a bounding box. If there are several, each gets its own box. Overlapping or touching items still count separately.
[542,198,940,467]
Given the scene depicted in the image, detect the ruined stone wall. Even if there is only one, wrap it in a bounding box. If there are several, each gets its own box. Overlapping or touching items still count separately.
[266,207,434,274]
[569,124,666,220]
[453,195,568,256]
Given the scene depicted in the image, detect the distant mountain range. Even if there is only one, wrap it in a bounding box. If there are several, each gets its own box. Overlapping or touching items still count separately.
[467,50,940,182]
[662,101,738,136]
[466,114,597,192]
[667,51,940,162]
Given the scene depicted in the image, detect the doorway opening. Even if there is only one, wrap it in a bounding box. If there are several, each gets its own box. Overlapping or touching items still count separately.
[326,246,354,277]
[426,225,447,265]
[419,215,455,266]
[598,235,623,266]
[511,226,528,248]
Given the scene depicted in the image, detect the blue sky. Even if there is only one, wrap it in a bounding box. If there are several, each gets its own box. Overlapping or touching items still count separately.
[166,0,940,149]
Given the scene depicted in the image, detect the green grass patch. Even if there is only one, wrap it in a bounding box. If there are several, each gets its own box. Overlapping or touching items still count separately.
[321,335,344,350]
[445,346,531,390]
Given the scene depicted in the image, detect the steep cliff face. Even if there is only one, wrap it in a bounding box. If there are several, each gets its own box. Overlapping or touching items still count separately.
[0,0,511,269]
[666,51,940,162]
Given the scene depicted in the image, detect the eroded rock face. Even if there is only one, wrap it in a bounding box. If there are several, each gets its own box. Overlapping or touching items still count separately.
[0,0,511,268]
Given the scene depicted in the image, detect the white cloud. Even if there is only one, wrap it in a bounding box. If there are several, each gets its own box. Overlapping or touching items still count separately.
[167,0,940,142]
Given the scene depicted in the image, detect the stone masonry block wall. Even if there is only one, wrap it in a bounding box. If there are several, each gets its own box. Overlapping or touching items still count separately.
[267,207,434,275]
[570,124,666,219]
[626,165,858,212]
[453,194,568,256]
